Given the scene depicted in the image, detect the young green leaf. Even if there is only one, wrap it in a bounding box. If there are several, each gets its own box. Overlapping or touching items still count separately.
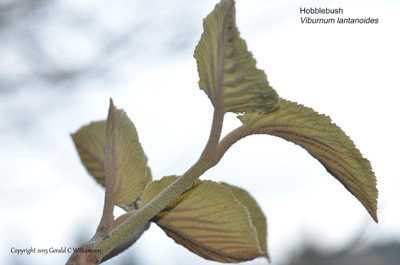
[104,99,149,212]
[144,164,153,190]
[71,120,152,196]
[221,183,268,259]
[194,0,279,113]
[141,176,265,263]
[71,120,107,186]
[238,99,378,222]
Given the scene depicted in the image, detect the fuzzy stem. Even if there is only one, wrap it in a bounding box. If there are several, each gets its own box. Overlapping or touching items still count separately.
[199,105,225,165]
[215,124,252,162]
[93,160,210,260]
[100,221,150,263]
[66,107,226,264]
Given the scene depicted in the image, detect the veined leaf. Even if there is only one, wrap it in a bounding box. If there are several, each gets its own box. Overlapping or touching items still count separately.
[71,120,106,186]
[71,121,152,194]
[144,165,153,190]
[194,0,279,113]
[141,176,265,262]
[104,99,149,211]
[238,99,378,222]
[221,183,268,259]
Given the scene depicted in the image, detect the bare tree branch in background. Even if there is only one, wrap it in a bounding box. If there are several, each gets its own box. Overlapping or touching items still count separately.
[0,0,201,91]
[0,0,202,134]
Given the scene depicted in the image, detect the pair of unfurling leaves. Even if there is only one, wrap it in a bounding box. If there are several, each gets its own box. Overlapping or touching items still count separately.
[72,101,269,262]
[71,0,378,263]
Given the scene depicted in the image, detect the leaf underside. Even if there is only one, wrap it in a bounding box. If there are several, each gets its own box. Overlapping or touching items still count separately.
[141,176,266,262]
[221,183,268,258]
[194,0,279,113]
[72,116,152,212]
[104,99,149,211]
[71,120,107,186]
[238,99,378,222]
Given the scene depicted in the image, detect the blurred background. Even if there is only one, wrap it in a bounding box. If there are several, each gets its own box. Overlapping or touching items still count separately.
[1,0,399,264]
